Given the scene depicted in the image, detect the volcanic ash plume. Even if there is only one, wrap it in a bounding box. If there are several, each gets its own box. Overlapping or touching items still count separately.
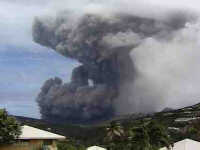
[33,9,194,123]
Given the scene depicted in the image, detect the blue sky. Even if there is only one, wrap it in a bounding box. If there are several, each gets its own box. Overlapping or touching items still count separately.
[0,0,79,118]
[0,46,78,118]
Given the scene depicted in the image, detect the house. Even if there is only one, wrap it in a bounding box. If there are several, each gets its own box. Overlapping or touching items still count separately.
[160,139,200,150]
[1,125,65,150]
[87,146,107,150]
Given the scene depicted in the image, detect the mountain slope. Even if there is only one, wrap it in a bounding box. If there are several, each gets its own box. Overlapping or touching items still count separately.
[14,102,200,145]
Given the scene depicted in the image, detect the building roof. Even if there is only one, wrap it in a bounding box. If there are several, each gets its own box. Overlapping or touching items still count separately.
[18,125,65,140]
[87,146,106,150]
[160,139,200,150]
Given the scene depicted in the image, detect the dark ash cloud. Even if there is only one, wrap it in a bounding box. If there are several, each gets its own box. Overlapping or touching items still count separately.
[32,5,198,123]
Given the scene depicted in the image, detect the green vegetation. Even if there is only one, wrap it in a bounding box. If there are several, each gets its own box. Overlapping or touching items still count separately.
[15,103,200,149]
[0,109,21,145]
[103,121,171,150]
[55,120,171,150]
[57,140,86,150]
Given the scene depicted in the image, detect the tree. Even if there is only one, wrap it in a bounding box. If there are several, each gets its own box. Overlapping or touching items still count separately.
[57,139,86,150]
[126,121,171,150]
[105,121,124,141]
[57,143,77,150]
[105,121,125,150]
[181,119,200,141]
[146,121,171,150]
[103,120,172,150]
[128,125,151,150]
[0,109,21,145]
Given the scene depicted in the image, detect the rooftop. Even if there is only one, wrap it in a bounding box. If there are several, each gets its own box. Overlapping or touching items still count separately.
[87,146,106,150]
[18,125,66,140]
[160,139,200,150]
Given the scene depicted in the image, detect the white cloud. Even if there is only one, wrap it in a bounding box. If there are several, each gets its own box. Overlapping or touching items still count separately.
[0,1,52,51]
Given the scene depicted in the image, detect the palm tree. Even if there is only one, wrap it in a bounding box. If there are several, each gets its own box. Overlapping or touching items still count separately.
[104,121,125,150]
[104,120,172,150]
[127,120,171,150]
[146,121,172,150]
[128,125,151,150]
[105,121,124,141]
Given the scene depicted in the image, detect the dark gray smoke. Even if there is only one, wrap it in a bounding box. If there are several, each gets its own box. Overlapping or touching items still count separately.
[32,9,195,123]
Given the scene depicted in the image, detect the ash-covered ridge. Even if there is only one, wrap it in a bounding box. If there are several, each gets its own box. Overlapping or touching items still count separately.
[33,12,191,123]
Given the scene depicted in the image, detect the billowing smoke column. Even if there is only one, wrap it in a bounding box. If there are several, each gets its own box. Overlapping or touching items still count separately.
[33,9,195,123]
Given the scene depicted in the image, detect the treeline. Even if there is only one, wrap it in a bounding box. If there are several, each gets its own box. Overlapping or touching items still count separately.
[57,118,200,150]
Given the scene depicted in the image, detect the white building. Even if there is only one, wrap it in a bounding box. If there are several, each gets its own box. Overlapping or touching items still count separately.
[87,146,107,150]
[160,139,200,150]
[1,125,65,150]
